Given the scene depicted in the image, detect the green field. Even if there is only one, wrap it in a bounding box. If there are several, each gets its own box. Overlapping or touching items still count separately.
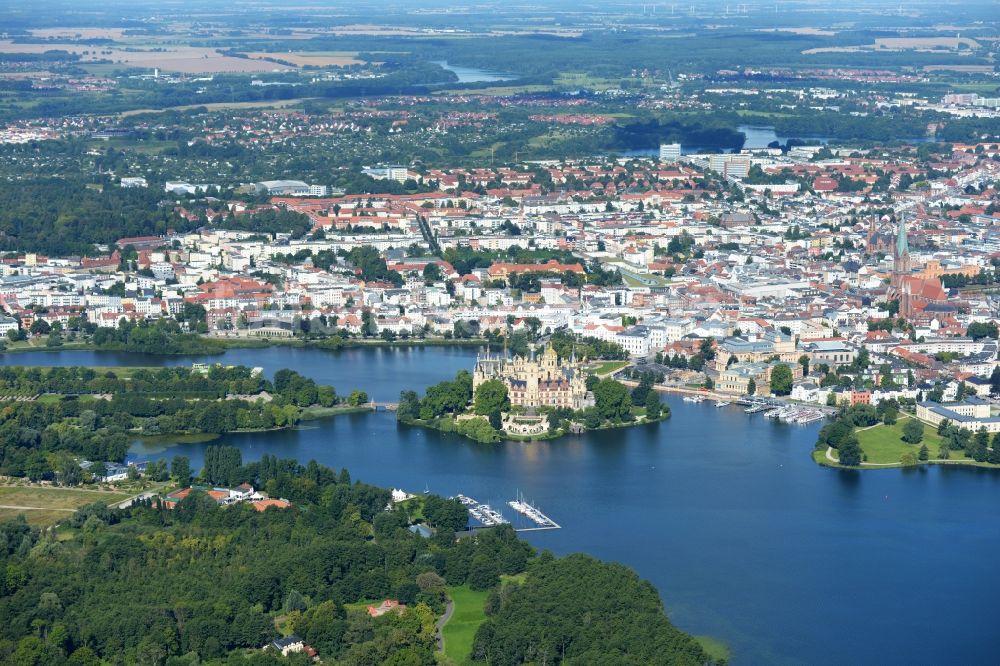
[441,585,490,666]
[590,360,629,375]
[855,416,946,464]
[818,415,1000,468]
[0,485,131,525]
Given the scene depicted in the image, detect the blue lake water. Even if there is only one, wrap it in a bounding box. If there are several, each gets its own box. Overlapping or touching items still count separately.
[432,60,515,83]
[620,125,832,157]
[5,346,999,665]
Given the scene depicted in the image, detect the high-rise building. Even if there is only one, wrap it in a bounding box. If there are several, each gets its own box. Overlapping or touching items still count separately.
[708,153,750,178]
[659,143,681,161]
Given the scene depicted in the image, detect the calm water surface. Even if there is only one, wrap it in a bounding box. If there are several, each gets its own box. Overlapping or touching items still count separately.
[432,61,514,83]
[5,347,998,665]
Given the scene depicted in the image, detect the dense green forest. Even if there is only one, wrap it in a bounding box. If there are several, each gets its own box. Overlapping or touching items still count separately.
[0,365,350,481]
[213,209,313,239]
[0,179,193,256]
[473,553,709,665]
[0,459,716,665]
[89,319,225,355]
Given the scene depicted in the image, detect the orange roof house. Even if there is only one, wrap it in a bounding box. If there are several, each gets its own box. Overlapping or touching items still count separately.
[367,600,405,618]
[487,259,585,280]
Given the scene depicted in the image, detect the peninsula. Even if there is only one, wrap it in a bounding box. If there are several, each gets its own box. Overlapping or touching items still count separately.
[0,364,369,483]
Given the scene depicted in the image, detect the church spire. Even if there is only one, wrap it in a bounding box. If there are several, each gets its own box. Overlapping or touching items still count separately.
[895,214,909,259]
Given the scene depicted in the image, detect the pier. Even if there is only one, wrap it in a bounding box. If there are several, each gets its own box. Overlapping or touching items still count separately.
[454,494,508,527]
[508,493,561,531]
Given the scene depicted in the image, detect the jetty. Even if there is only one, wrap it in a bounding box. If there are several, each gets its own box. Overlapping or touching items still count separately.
[507,492,561,531]
[454,494,508,527]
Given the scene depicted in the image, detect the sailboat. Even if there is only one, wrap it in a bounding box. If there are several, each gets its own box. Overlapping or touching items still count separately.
[423,483,430,495]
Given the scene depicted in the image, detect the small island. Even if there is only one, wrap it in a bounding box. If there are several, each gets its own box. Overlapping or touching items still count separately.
[396,345,668,443]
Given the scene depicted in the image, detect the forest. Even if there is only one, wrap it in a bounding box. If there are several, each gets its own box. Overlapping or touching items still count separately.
[0,179,193,256]
[0,365,349,481]
[0,459,716,665]
[473,553,711,665]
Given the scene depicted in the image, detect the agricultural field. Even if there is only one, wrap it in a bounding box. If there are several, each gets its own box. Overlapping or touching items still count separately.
[0,41,281,74]
[0,485,131,526]
[243,51,368,67]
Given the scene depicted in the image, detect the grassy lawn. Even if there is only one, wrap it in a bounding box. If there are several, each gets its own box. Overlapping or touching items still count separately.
[299,404,373,420]
[855,416,946,464]
[0,485,131,525]
[442,585,490,666]
[590,360,628,375]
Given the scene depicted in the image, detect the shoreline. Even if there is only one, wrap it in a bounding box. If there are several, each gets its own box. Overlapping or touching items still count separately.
[399,411,670,444]
[814,446,1000,471]
[1,336,488,356]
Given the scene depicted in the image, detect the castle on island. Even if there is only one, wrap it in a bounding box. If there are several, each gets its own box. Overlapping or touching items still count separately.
[473,345,594,411]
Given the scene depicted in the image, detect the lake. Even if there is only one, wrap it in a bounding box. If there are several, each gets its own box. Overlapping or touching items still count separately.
[432,60,515,84]
[619,125,832,157]
[5,346,999,665]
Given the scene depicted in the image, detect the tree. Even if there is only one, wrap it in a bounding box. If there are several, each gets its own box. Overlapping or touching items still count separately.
[473,380,509,416]
[838,435,863,466]
[769,364,793,396]
[972,427,990,462]
[467,554,500,591]
[396,390,421,422]
[593,379,632,423]
[990,433,1000,464]
[422,495,468,533]
[901,419,924,444]
[645,390,662,420]
[918,444,929,461]
[348,390,369,407]
[966,321,999,340]
[991,366,1000,398]
[171,456,192,486]
[798,355,810,376]
[746,378,757,396]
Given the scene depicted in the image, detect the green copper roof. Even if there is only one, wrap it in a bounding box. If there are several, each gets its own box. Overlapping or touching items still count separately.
[895,215,908,256]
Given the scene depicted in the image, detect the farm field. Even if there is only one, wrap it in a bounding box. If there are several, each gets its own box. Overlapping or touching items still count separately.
[244,51,368,67]
[0,485,131,525]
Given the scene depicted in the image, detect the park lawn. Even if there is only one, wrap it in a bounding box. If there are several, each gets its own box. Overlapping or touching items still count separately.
[591,360,628,375]
[299,404,373,420]
[0,485,131,525]
[442,585,490,666]
[855,416,945,464]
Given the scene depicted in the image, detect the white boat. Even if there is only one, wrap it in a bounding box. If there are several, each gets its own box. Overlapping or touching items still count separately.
[715,401,730,407]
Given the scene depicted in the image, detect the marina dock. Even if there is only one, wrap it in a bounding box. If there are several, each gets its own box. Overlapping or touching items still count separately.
[508,493,561,531]
[454,494,508,527]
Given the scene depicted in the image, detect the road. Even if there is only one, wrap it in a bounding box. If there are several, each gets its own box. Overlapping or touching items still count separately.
[116,491,160,509]
[435,598,455,652]
[0,505,74,512]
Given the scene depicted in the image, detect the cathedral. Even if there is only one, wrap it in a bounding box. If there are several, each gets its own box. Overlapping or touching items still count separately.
[473,345,594,411]
[887,214,947,319]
